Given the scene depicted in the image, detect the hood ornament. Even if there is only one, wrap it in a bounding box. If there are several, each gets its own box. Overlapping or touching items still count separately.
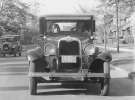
[59,35,79,42]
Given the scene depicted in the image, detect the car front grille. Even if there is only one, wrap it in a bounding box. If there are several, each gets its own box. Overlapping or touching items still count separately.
[57,40,81,72]
[59,40,80,55]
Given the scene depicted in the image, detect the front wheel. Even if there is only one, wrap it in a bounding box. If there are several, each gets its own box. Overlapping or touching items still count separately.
[19,52,21,56]
[14,53,16,57]
[29,77,37,95]
[2,53,6,57]
[100,78,110,96]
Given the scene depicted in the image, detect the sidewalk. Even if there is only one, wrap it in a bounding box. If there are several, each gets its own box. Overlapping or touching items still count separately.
[111,51,134,63]
[97,44,135,79]
[96,44,134,53]
[111,51,135,72]
[96,43,134,60]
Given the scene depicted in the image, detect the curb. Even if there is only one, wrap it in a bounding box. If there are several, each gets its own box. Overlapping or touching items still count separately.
[112,58,135,79]
[128,72,135,80]
[111,58,135,65]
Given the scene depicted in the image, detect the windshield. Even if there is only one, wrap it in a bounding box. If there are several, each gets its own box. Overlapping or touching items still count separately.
[46,20,91,34]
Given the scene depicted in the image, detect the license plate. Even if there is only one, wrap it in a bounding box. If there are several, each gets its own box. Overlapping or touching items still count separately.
[61,56,76,63]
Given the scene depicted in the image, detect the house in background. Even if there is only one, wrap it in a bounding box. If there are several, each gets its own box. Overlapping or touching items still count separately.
[129,12,135,44]
[108,14,134,44]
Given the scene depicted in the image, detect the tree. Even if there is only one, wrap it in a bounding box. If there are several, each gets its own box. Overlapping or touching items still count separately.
[0,0,36,35]
[0,0,39,44]
[101,0,135,52]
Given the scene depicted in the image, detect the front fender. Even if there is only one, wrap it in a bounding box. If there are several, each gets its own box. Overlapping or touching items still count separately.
[97,51,112,62]
[27,47,44,61]
[89,51,111,74]
[29,56,49,72]
[27,47,49,72]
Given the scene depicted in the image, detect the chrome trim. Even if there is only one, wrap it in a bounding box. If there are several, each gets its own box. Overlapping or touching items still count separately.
[58,36,82,68]
[28,72,110,78]
[58,36,82,53]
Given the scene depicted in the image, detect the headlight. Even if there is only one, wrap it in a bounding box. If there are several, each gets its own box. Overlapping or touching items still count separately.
[47,48,56,55]
[89,48,95,54]
[85,47,95,55]
[84,44,98,55]
[27,55,32,61]
[45,43,56,56]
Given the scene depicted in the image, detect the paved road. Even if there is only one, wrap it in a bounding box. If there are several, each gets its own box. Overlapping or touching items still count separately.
[0,55,135,100]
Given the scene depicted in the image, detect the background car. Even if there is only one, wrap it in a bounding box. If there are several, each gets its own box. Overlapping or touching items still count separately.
[0,35,22,57]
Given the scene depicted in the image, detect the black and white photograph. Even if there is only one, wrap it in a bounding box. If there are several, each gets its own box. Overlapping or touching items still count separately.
[0,0,135,100]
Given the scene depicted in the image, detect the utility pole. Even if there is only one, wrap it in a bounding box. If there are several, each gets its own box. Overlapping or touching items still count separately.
[103,4,107,52]
[34,0,38,29]
[116,0,119,53]
[0,0,4,11]
[104,15,107,51]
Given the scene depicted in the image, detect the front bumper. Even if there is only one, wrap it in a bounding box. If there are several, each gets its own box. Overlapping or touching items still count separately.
[28,72,110,78]
[1,50,10,54]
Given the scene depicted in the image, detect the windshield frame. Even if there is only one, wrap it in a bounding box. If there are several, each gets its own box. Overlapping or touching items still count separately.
[45,20,92,35]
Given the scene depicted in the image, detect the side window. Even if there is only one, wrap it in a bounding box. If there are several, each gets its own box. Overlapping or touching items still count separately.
[76,21,91,32]
[82,21,91,32]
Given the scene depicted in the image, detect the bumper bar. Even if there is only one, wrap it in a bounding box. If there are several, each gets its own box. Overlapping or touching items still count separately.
[28,72,110,78]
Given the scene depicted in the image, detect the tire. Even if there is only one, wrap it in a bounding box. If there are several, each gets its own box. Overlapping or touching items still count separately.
[29,77,37,95]
[2,53,5,57]
[100,78,110,96]
[19,52,21,56]
[14,53,16,57]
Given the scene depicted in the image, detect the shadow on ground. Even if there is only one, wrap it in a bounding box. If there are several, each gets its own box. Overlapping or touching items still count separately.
[0,77,135,96]
[37,82,100,95]
[109,77,135,96]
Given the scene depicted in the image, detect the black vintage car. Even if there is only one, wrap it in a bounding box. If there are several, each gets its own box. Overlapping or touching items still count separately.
[27,15,112,96]
[0,35,22,57]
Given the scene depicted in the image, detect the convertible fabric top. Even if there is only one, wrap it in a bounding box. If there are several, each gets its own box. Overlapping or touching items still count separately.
[41,14,94,20]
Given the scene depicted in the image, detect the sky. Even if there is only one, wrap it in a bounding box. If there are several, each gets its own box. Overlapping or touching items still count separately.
[20,0,101,16]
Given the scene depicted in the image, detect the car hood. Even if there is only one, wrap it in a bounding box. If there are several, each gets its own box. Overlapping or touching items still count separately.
[45,34,90,44]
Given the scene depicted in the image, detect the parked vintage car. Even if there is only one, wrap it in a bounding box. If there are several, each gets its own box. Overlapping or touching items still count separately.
[0,35,22,57]
[27,15,112,96]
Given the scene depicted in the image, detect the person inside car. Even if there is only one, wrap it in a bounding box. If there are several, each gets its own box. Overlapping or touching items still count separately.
[50,23,60,33]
